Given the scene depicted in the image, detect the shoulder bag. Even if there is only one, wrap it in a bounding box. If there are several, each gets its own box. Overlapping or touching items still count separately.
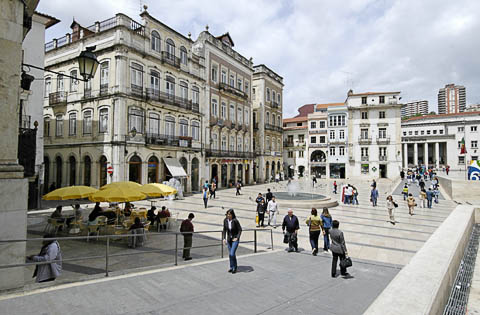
[340,256,353,269]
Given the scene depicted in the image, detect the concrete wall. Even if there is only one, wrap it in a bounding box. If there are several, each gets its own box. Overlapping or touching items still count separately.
[437,175,480,202]
[365,205,479,315]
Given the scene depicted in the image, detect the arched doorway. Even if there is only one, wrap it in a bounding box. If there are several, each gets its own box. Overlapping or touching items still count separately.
[277,161,281,178]
[84,156,91,186]
[230,164,236,186]
[221,164,227,188]
[99,156,108,187]
[298,165,305,177]
[179,157,188,192]
[191,158,199,191]
[44,156,50,192]
[129,155,142,184]
[245,163,250,184]
[211,163,218,184]
[253,162,257,182]
[148,156,159,183]
[265,162,270,182]
[271,162,275,180]
[55,156,62,188]
[310,150,327,178]
[69,156,76,186]
[238,164,243,184]
[288,165,294,178]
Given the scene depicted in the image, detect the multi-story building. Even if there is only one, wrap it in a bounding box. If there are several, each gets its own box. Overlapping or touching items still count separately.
[43,10,206,193]
[283,116,308,178]
[401,111,480,170]
[347,90,402,178]
[401,100,428,118]
[193,29,255,187]
[438,83,466,114]
[327,103,348,178]
[308,105,329,178]
[252,64,284,183]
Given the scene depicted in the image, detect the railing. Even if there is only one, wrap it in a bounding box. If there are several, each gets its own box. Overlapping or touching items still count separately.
[310,161,327,166]
[130,84,143,97]
[18,127,37,177]
[161,51,181,68]
[218,82,247,99]
[272,101,280,109]
[99,84,109,96]
[329,139,346,144]
[284,141,306,147]
[309,129,327,134]
[49,91,67,105]
[265,124,283,132]
[20,115,31,129]
[0,229,273,278]
[205,149,255,158]
[146,89,199,113]
[379,155,387,161]
[309,143,328,148]
[146,133,192,148]
[361,156,369,161]
[358,136,372,144]
[83,88,92,99]
[376,136,390,144]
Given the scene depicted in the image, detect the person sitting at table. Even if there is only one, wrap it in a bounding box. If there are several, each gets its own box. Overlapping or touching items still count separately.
[129,217,144,231]
[51,206,63,219]
[128,217,146,248]
[73,204,83,220]
[157,206,171,231]
[88,203,103,223]
[124,202,133,217]
[147,206,157,226]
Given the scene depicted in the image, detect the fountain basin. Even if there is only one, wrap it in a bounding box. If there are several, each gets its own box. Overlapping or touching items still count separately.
[273,191,338,209]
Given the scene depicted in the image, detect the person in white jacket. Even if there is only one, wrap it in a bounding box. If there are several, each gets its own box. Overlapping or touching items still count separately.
[267,196,279,227]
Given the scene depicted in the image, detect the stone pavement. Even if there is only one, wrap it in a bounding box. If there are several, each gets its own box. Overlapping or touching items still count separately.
[0,250,399,315]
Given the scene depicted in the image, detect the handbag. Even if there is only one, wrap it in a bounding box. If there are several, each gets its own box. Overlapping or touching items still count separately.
[283,233,289,244]
[255,215,259,224]
[393,201,398,208]
[340,256,353,268]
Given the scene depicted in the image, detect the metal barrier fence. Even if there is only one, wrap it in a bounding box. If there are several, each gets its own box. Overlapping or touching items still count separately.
[0,228,274,278]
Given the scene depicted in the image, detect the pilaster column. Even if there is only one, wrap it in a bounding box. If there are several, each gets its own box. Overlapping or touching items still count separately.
[413,142,418,166]
[403,143,408,168]
[424,143,429,167]
[435,142,440,169]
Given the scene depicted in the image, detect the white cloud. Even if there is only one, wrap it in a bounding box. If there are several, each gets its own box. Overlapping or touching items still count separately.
[38,0,480,116]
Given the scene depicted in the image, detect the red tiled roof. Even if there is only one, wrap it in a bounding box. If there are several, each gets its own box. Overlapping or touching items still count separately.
[403,111,480,122]
[316,102,344,109]
[283,126,308,130]
[34,11,60,29]
[349,91,400,96]
[283,117,307,123]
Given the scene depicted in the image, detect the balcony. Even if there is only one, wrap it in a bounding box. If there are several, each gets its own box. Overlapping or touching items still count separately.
[310,160,327,166]
[145,89,199,113]
[310,143,328,148]
[265,124,283,133]
[218,82,247,99]
[83,88,92,99]
[18,127,37,177]
[49,91,67,106]
[309,129,327,134]
[130,84,143,97]
[358,136,372,144]
[99,84,109,96]
[376,136,390,144]
[379,155,387,161]
[145,133,192,148]
[20,115,31,129]
[361,156,369,161]
[205,149,255,158]
[161,51,181,68]
[272,101,280,109]
[329,139,346,144]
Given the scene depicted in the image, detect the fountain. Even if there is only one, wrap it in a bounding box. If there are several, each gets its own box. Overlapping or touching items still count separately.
[274,179,338,208]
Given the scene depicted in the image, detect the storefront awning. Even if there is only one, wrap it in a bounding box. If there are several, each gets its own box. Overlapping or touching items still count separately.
[163,158,187,177]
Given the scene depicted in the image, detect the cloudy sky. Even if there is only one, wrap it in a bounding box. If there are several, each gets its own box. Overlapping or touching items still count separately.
[38,0,480,117]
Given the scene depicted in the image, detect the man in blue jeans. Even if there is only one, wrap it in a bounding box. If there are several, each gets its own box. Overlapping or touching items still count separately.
[426,188,434,208]
[282,209,300,252]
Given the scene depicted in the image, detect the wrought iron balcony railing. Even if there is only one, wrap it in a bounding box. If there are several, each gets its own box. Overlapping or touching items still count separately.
[49,91,67,106]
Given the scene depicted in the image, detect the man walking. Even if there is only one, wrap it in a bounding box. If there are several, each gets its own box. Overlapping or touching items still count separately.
[370,186,378,207]
[236,181,241,196]
[330,220,350,278]
[257,198,266,227]
[265,189,273,204]
[180,213,195,261]
[267,196,278,227]
[426,188,434,208]
[333,181,337,194]
[202,187,209,208]
[210,181,216,199]
[282,209,300,252]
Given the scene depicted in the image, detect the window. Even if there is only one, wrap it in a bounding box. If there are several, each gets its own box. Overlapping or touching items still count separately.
[211,65,218,82]
[311,121,316,129]
[70,70,78,92]
[458,127,465,132]
[266,112,270,124]
[361,128,369,139]
[439,130,444,134]
[130,63,143,89]
[427,130,431,135]
[277,93,281,104]
[320,136,326,143]
[472,126,478,132]
[299,151,304,158]
[409,131,413,135]
[458,156,465,164]
[150,71,160,95]
[278,115,282,126]
[211,134,218,149]
[361,147,369,157]
[310,136,316,144]
[299,135,304,142]
[55,115,63,136]
[319,121,325,128]
[100,62,109,89]
[266,137,270,150]
[329,130,335,140]
[166,38,175,57]
[403,131,407,136]
[229,74,235,87]
[165,116,175,136]
[361,96,367,104]
[57,74,64,92]
[221,70,227,83]
[192,86,199,105]
[458,141,462,148]
[237,107,242,123]
[221,135,227,150]
[128,107,145,134]
[266,88,270,101]
[272,91,276,103]
[339,146,345,156]
[211,99,218,116]
[245,109,249,125]
[99,109,108,133]
[379,96,385,104]
[472,141,478,148]
[230,136,235,151]
[379,147,387,157]
[148,112,160,135]
[339,130,345,139]
[84,79,91,94]
[44,118,50,137]
[433,130,437,134]
[180,81,188,100]
[237,136,243,151]
[330,147,336,155]
[421,130,424,135]
[83,111,92,134]
[192,121,199,140]
[361,111,368,119]
[45,77,51,96]
[414,131,418,135]
[245,81,249,94]
[180,46,187,65]
[245,138,249,151]
[221,102,227,119]
[237,79,242,91]
[229,104,235,122]
[252,87,256,96]
[166,76,175,97]
[379,111,385,119]
[288,151,293,158]
[378,128,387,138]
[472,156,479,161]
[297,122,302,127]
[69,113,77,135]
[180,119,188,137]
[272,115,276,126]
[151,31,160,52]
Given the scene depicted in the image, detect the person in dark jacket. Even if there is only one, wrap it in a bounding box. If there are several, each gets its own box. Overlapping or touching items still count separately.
[147,206,157,226]
[282,209,300,252]
[330,220,350,278]
[180,213,195,261]
[265,189,273,203]
[222,209,242,274]
[256,198,266,227]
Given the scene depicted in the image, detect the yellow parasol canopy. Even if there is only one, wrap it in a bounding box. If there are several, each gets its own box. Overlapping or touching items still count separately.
[139,183,177,197]
[100,181,142,191]
[43,186,99,200]
[89,186,146,202]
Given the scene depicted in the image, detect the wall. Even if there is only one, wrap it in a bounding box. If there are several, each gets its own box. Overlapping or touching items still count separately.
[437,175,480,201]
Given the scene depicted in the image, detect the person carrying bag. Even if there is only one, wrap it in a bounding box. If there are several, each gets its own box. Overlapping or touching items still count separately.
[329,220,351,278]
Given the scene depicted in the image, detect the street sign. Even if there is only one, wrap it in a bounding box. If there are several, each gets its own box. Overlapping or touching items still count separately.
[107,166,113,174]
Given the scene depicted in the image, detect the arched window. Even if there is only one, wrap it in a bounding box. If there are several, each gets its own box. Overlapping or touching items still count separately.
[245,138,249,152]
[69,112,77,135]
[151,31,161,52]
[266,88,270,101]
[180,46,187,65]
[165,116,175,136]
[55,114,63,137]
[70,70,78,92]
[179,119,188,137]
[100,61,109,94]
[148,156,159,183]
[69,156,76,186]
[266,112,270,124]
[99,156,107,187]
[192,86,199,105]
[128,107,144,134]
[221,135,227,150]
[272,115,275,126]
[166,76,175,97]
[229,135,235,151]
[212,133,218,149]
[237,135,243,152]
[278,115,282,126]
[55,156,62,187]
[166,38,175,58]
[272,137,276,151]
[180,81,188,100]
[129,155,142,184]
[150,70,160,92]
[192,121,200,141]
[84,156,91,186]
[148,112,160,135]
[99,108,108,133]
[272,91,276,103]
[83,110,92,134]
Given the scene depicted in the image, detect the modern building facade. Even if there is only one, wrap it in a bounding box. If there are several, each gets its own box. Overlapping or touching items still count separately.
[401,100,428,118]
[43,11,206,193]
[438,83,466,114]
[346,90,403,179]
[401,111,480,170]
[252,64,284,182]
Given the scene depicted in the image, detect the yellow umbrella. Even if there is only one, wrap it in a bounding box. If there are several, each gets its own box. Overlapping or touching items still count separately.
[89,186,146,202]
[100,181,142,190]
[140,183,177,197]
[43,186,99,200]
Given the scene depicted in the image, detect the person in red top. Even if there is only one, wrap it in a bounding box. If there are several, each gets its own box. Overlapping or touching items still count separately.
[180,213,195,261]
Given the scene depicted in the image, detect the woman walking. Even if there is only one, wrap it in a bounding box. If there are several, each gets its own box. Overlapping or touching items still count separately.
[386,195,397,225]
[27,234,62,283]
[306,208,322,256]
[407,193,416,216]
[222,209,242,274]
[419,188,427,208]
[321,207,333,252]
